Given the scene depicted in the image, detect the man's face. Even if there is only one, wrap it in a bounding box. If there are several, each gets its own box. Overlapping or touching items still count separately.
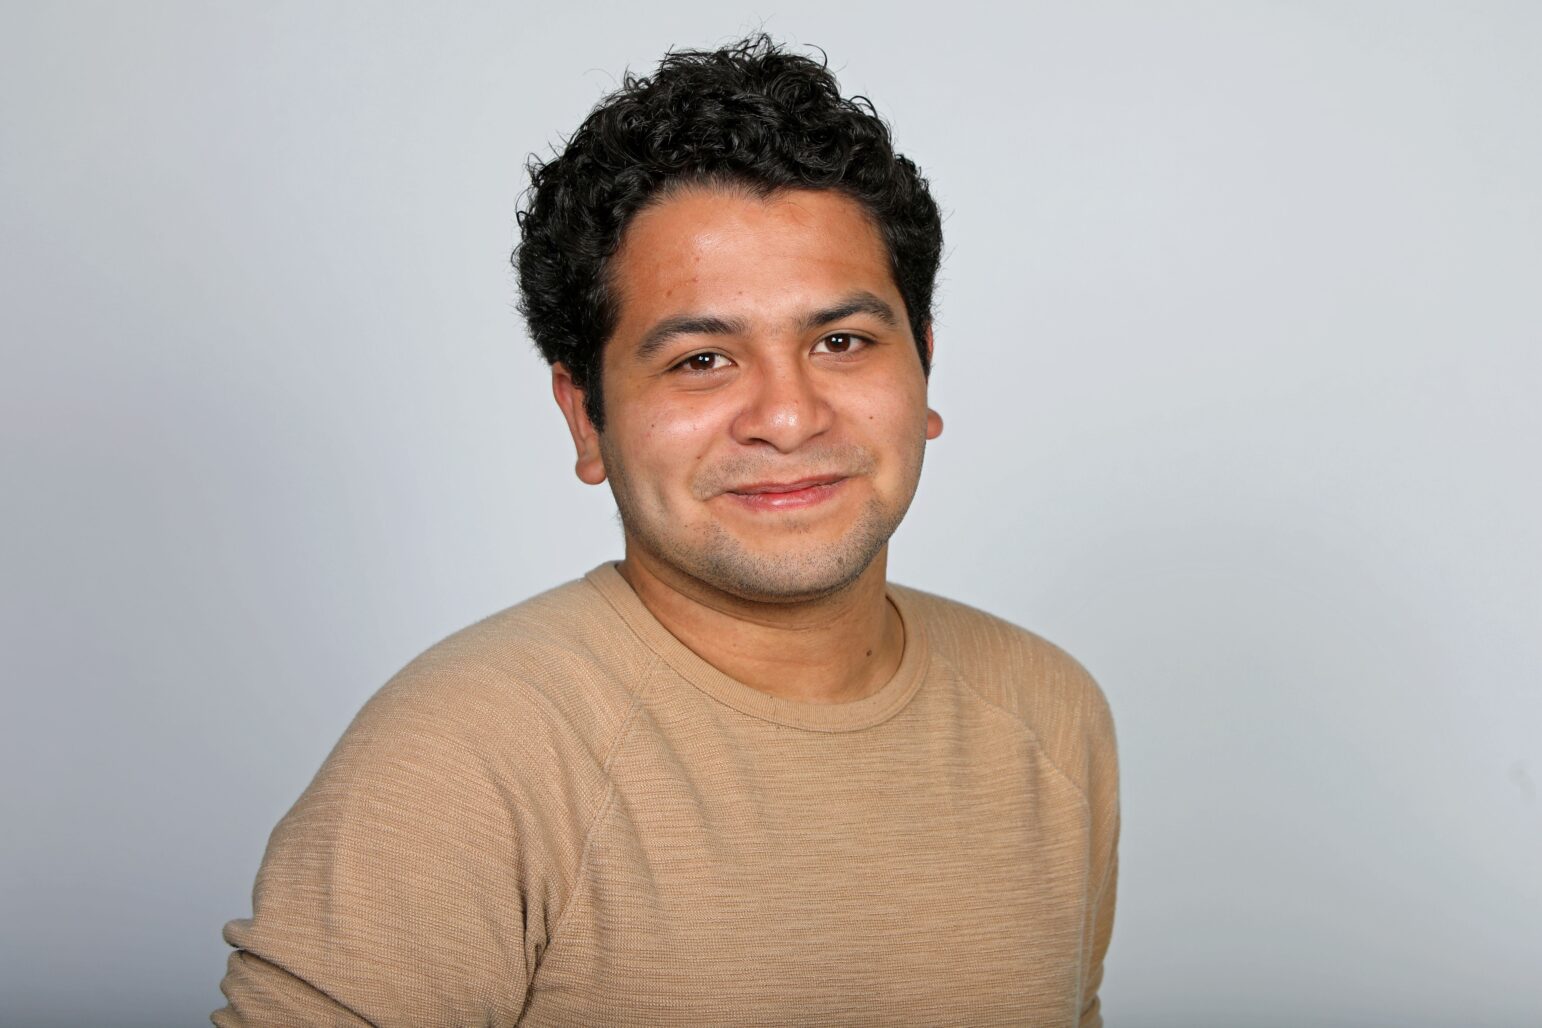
[555,186,942,602]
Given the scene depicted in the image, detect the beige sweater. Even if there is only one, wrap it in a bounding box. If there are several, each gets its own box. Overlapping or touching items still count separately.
[215,564,1119,1026]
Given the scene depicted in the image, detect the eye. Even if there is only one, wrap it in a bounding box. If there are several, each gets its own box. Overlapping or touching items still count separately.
[812,333,869,355]
[672,351,732,373]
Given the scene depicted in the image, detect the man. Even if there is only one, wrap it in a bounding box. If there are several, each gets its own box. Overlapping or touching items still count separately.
[215,35,1118,1027]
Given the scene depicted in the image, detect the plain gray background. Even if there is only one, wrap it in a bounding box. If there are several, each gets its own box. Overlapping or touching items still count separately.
[3,2,1539,1025]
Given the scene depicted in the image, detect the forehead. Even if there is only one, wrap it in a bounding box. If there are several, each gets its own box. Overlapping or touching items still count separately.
[607,187,899,332]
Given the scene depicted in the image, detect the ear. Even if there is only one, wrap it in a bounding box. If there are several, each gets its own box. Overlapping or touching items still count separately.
[551,363,607,485]
[922,325,943,440]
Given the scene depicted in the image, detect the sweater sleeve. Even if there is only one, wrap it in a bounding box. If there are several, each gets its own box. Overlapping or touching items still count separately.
[213,665,591,1028]
[1078,683,1121,1028]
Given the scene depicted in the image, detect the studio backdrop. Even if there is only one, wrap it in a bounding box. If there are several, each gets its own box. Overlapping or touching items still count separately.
[2,3,1539,1026]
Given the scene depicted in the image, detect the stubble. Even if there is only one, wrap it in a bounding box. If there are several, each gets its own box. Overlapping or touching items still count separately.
[602,439,926,602]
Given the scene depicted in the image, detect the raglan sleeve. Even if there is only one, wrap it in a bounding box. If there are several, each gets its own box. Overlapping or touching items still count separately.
[1078,681,1121,1028]
[212,665,585,1027]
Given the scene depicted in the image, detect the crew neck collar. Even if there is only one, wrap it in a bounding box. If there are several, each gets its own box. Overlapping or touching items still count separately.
[584,562,929,733]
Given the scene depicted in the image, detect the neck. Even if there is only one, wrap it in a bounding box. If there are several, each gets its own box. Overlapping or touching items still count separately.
[616,544,904,704]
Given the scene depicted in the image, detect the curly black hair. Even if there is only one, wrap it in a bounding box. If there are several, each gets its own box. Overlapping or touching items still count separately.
[514,34,943,431]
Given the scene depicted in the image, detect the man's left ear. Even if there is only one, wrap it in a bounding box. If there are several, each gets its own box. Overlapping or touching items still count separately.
[923,324,943,440]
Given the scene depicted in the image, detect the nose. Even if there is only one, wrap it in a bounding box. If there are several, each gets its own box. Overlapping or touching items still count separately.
[729,355,835,453]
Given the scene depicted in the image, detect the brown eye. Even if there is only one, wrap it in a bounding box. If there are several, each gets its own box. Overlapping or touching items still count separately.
[675,352,729,373]
[813,333,866,355]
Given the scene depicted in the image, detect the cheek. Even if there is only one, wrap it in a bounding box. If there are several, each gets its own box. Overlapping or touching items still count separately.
[853,375,929,437]
[651,410,719,467]
[621,408,721,491]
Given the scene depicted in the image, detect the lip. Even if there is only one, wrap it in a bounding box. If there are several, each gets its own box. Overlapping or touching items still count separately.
[723,475,848,511]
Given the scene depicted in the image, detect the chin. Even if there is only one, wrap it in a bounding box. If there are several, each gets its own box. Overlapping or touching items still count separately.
[697,553,872,602]
[684,513,895,602]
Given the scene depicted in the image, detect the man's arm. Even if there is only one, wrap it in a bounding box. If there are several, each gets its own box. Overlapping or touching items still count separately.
[214,949,376,1028]
[1078,685,1121,1028]
[213,666,582,1027]
[1079,842,1119,1027]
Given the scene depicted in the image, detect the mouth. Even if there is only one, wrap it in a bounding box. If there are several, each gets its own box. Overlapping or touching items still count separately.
[723,475,849,511]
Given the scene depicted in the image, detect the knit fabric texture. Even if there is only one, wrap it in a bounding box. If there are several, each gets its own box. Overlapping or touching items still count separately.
[215,563,1119,1026]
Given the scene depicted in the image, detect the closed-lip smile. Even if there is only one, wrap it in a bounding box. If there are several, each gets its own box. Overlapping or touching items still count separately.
[728,475,845,495]
[723,475,848,510]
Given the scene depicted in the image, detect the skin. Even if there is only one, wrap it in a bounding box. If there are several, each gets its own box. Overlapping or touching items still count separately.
[552,186,943,704]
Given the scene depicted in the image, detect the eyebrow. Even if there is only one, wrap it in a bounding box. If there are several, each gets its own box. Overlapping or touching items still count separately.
[631,291,901,365]
[797,291,901,334]
[632,314,749,364]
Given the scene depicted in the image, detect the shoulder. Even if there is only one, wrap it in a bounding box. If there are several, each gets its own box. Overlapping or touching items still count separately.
[891,583,1108,719]
[267,573,655,887]
[365,576,650,742]
[232,578,642,1021]
[321,573,654,801]
[893,583,1117,797]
